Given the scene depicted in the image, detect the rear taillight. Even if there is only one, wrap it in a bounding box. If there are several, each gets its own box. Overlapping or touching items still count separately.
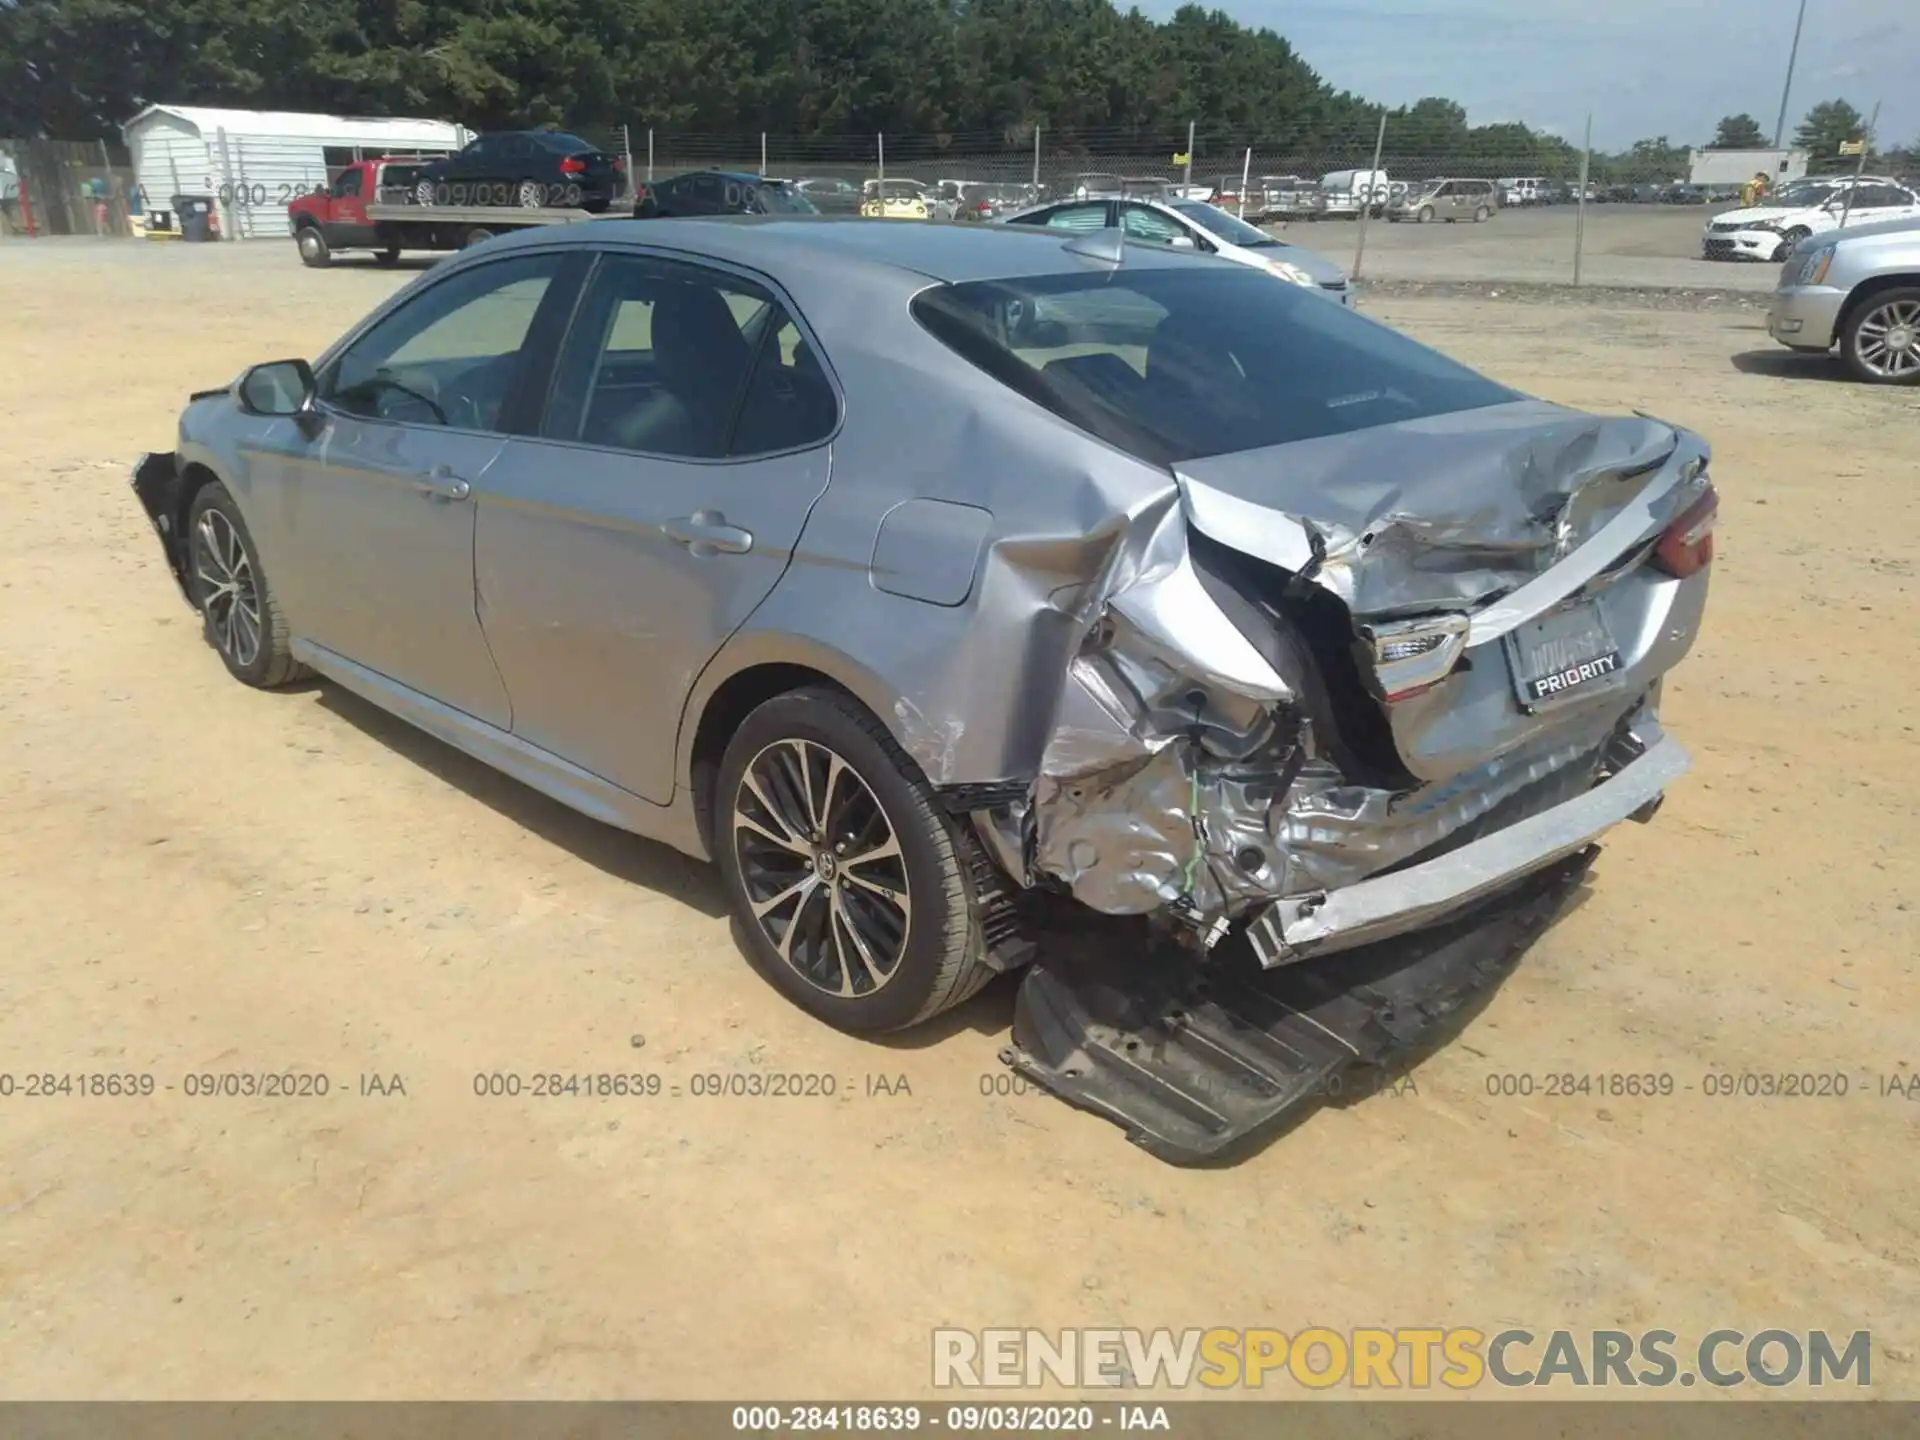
[560,156,587,174]
[1652,484,1717,578]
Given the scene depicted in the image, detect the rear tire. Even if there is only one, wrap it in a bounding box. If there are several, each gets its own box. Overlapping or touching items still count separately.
[414,178,437,208]
[1841,286,1920,386]
[515,178,545,209]
[374,244,401,266]
[185,481,307,688]
[1474,205,1491,222]
[714,687,994,1034]
[295,225,330,268]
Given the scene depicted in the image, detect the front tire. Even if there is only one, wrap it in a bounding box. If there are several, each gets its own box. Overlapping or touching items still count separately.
[295,225,330,267]
[1417,205,1434,223]
[375,244,401,266]
[1842,287,1920,385]
[715,688,993,1034]
[1771,226,1810,263]
[414,178,437,208]
[185,481,306,688]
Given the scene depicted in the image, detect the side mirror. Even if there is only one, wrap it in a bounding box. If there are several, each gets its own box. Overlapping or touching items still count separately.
[237,358,316,419]
[1169,234,1197,250]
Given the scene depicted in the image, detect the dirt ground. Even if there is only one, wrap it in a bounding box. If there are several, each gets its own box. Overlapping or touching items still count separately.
[1,240,1916,1401]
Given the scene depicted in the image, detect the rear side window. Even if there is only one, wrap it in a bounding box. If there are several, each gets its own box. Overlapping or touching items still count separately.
[911,267,1517,464]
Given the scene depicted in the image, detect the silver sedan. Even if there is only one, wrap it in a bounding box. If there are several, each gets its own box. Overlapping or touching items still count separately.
[132,217,1714,1155]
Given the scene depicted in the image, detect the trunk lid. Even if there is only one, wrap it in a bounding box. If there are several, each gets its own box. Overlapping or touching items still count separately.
[1172,401,1712,783]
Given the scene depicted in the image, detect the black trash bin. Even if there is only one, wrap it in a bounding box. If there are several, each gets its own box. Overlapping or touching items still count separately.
[171,193,220,242]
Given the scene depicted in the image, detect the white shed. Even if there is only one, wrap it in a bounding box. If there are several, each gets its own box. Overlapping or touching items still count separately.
[121,105,471,239]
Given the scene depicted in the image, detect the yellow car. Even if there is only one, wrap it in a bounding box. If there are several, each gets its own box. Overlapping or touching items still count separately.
[860,179,930,219]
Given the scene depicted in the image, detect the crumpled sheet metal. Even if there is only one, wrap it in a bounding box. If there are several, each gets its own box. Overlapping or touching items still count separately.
[1177,401,1698,617]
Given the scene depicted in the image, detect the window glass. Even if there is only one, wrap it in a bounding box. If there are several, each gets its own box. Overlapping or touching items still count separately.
[321,254,561,430]
[1171,200,1273,247]
[1043,204,1109,232]
[1121,204,1191,246]
[542,254,771,459]
[731,314,837,455]
[911,266,1518,465]
[332,168,362,200]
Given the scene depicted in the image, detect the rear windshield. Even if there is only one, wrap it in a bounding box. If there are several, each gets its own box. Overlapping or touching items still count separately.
[534,132,595,154]
[911,266,1517,463]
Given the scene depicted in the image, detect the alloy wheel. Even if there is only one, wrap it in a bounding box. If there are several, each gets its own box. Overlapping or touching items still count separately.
[414,179,436,207]
[191,509,263,668]
[298,230,321,260]
[516,180,544,209]
[1855,298,1920,380]
[732,738,911,999]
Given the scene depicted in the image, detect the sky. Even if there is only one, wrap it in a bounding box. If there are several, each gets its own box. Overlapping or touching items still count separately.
[1140,1,1918,152]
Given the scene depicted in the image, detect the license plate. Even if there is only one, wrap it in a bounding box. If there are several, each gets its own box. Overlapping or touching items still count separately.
[1505,600,1623,707]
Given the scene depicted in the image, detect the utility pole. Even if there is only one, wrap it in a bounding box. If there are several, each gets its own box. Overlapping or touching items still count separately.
[1835,100,1880,231]
[1032,126,1041,193]
[1772,0,1810,148]
[1574,113,1593,285]
[1351,110,1388,281]
[1183,120,1195,190]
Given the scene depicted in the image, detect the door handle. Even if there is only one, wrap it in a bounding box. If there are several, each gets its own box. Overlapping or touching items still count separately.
[662,510,753,555]
[412,465,471,502]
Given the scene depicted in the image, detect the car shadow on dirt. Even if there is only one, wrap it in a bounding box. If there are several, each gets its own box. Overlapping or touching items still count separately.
[1731,348,1849,382]
[314,683,727,918]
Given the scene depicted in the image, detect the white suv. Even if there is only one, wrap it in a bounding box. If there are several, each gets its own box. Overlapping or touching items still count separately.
[1703,176,1920,262]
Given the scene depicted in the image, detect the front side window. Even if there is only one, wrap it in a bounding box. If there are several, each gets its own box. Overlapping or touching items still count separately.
[541,254,831,459]
[1121,204,1194,247]
[1171,200,1274,248]
[331,168,362,200]
[320,253,562,430]
[912,266,1518,464]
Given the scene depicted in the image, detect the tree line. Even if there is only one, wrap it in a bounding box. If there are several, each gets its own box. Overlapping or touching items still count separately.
[1,0,1910,177]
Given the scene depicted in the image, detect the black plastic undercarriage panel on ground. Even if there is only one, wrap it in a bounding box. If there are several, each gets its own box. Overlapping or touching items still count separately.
[1003,848,1597,1164]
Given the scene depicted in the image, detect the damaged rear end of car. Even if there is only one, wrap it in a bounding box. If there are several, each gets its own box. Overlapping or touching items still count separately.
[911,259,1714,1159]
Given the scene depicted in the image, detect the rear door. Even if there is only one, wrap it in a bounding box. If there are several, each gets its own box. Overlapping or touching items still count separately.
[473,249,838,801]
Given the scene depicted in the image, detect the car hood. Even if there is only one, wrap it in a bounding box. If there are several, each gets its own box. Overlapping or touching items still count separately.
[1171,399,1690,617]
[1714,204,1816,229]
[1264,243,1347,285]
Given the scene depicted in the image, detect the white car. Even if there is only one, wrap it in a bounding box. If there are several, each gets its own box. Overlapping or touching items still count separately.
[1703,175,1920,262]
[1000,194,1353,302]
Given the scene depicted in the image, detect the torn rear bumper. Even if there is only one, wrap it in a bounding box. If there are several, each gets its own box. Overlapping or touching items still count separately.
[1246,730,1688,965]
[1005,848,1593,1164]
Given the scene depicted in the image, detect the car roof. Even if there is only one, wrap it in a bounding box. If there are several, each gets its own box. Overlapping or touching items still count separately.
[478,213,1225,283]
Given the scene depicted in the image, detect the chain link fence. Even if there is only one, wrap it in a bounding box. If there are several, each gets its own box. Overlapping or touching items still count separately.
[0,138,139,238]
[6,114,1749,284]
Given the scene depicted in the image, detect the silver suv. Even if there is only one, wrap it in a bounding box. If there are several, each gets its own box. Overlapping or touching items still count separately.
[1769,216,1920,383]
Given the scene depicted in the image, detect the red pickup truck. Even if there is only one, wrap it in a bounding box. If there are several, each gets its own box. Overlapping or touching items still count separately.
[287,156,604,267]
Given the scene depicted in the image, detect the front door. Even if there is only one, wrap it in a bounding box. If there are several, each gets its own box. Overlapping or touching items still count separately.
[278,250,573,727]
[474,250,839,802]
[325,165,375,248]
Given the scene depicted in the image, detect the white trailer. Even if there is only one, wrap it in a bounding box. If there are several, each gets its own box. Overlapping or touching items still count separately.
[1688,148,1810,188]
